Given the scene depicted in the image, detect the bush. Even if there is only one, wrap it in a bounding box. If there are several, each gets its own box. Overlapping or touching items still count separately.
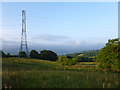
[70,57,78,65]
[40,50,58,61]
[18,51,27,58]
[29,50,39,59]
[58,56,78,65]
[96,38,120,71]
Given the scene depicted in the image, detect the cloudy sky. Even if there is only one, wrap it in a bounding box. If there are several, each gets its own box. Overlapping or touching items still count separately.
[2,2,118,55]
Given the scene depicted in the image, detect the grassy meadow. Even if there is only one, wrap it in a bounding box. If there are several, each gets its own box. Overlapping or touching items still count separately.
[2,57,120,88]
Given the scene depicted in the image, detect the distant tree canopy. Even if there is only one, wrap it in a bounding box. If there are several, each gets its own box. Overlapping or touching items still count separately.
[96,38,120,71]
[40,50,58,61]
[19,51,27,58]
[29,50,39,58]
[0,50,6,57]
[75,56,93,62]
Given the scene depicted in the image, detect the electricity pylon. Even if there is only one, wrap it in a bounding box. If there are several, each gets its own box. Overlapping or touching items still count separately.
[19,10,28,57]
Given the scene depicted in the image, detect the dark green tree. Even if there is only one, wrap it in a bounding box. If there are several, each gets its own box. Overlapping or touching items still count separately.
[18,51,27,58]
[40,50,58,61]
[29,50,39,58]
[96,38,120,71]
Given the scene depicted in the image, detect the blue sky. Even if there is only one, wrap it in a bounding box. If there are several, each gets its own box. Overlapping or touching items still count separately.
[2,2,118,55]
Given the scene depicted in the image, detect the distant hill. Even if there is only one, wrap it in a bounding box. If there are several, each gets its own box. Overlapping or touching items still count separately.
[65,50,99,57]
[80,50,99,57]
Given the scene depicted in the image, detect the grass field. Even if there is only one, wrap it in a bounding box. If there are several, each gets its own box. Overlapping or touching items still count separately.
[2,57,120,88]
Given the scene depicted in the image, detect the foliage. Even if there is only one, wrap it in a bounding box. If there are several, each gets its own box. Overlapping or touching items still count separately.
[57,56,78,65]
[40,50,58,61]
[75,56,93,62]
[96,38,120,71]
[18,51,27,58]
[66,50,99,62]
[29,50,39,59]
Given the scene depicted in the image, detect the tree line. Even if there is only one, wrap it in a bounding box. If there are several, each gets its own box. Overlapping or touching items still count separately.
[1,50,58,61]
[1,38,120,71]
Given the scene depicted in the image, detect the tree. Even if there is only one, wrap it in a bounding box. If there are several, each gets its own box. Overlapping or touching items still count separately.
[0,50,6,57]
[40,50,58,61]
[29,50,39,58]
[96,38,120,71]
[18,51,27,58]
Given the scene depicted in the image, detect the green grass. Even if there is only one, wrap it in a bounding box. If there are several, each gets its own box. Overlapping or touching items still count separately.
[2,57,120,88]
[77,62,98,65]
[2,57,58,71]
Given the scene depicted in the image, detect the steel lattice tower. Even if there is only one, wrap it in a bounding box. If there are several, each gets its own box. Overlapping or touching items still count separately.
[19,10,28,56]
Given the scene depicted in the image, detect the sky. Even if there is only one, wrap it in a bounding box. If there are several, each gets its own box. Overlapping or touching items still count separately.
[2,2,118,55]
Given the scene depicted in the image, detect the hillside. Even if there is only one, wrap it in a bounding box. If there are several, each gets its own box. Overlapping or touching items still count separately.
[2,58,58,71]
[66,50,99,57]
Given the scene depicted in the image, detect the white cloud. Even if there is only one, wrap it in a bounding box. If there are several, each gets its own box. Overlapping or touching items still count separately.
[75,40,81,45]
